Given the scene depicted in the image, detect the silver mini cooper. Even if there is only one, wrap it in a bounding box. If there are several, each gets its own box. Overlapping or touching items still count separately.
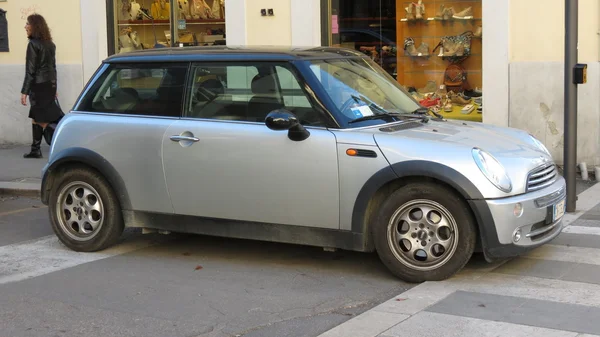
[41,46,565,283]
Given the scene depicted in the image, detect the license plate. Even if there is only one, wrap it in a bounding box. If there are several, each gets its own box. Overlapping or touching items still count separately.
[553,199,566,221]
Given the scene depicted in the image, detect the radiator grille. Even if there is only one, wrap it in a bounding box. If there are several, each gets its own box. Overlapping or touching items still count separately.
[527,164,557,192]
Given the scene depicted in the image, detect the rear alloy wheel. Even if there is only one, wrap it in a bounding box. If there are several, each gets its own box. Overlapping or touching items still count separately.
[373,182,476,283]
[49,167,124,252]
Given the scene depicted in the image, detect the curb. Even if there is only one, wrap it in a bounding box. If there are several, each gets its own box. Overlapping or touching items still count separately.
[0,182,41,198]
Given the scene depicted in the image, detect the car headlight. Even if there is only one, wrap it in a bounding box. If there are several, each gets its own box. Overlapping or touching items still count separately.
[472,148,512,193]
[529,134,551,156]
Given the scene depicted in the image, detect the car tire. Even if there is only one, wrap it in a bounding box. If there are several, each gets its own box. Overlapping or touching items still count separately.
[49,167,124,252]
[373,182,476,283]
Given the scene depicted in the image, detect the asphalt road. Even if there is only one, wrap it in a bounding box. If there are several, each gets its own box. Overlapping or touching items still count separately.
[0,195,413,337]
[2,175,596,337]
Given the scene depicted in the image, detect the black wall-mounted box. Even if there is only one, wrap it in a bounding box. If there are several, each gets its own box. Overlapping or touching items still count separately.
[574,63,587,84]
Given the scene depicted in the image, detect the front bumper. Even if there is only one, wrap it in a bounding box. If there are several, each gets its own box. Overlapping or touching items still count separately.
[469,176,566,261]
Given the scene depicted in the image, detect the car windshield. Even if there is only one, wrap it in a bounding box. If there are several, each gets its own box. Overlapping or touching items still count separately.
[305,57,421,128]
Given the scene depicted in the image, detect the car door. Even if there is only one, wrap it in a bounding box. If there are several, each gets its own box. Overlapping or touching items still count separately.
[71,62,189,214]
[161,61,340,229]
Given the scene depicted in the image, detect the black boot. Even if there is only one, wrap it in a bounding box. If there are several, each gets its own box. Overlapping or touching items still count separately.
[23,124,43,159]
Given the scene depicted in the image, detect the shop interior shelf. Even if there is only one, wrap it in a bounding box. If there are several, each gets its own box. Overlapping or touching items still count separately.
[400,17,482,22]
[117,19,225,26]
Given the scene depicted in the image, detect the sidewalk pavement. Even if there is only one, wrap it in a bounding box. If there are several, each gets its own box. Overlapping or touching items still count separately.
[0,144,50,197]
[317,182,600,337]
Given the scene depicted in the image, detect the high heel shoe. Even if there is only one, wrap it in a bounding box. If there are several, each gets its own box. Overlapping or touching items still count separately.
[405,3,415,21]
[415,0,425,20]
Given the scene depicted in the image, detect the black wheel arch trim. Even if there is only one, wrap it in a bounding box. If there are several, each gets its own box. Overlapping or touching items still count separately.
[41,147,132,210]
[351,160,500,257]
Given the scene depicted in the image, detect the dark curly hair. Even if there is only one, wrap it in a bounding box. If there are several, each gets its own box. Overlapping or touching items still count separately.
[27,14,52,41]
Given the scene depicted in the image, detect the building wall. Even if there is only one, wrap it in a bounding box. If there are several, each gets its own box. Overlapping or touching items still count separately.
[245,0,292,46]
[227,0,321,47]
[508,0,600,166]
[0,0,83,145]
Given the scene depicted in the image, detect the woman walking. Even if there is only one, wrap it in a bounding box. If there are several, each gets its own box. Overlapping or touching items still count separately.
[20,14,62,158]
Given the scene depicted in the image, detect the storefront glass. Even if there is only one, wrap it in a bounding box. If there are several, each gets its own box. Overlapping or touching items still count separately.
[323,0,483,121]
[113,0,225,54]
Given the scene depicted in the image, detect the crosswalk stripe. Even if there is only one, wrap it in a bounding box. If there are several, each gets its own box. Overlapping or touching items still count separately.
[384,311,587,337]
[561,225,600,235]
[524,244,600,266]
[0,234,168,285]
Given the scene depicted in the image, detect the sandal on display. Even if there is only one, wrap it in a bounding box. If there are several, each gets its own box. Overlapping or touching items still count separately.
[453,7,474,20]
[418,80,437,94]
[415,0,425,20]
[405,3,415,21]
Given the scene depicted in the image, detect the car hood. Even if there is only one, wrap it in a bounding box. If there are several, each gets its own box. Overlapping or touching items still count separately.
[365,119,554,198]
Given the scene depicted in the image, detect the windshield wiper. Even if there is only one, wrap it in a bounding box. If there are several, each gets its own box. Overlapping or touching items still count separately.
[348,95,429,124]
[348,112,404,124]
[411,107,444,120]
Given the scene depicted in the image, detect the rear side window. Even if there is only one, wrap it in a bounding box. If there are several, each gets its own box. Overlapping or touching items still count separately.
[78,63,188,117]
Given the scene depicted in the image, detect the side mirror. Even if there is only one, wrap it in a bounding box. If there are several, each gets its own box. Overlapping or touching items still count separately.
[265,109,310,141]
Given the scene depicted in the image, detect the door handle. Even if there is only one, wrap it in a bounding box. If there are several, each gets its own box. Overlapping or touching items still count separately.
[170,135,200,142]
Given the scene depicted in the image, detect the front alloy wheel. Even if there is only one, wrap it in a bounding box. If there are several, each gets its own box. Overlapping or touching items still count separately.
[388,200,459,271]
[373,182,476,283]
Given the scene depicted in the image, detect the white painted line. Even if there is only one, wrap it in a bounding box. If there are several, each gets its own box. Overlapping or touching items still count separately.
[561,225,600,236]
[0,234,166,285]
[381,312,579,337]
[562,182,600,227]
[458,273,600,309]
[525,244,600,266]
[318,311,409,337]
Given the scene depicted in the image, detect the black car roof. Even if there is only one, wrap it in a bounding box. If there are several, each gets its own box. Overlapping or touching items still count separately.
[104,45,369,63]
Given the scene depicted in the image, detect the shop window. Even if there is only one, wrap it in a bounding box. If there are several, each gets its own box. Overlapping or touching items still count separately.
[325,0,483,122]
[113,0,225,54]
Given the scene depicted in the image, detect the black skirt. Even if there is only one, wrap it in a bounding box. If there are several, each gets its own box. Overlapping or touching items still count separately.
[28,80,63,123]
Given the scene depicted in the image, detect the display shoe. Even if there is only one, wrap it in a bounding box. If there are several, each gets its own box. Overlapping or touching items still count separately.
[419,95,441,108]
[435,84,448,96]
[442,43,465,57]
[405,3,416,20]
[435,4,445,20]
[415,0,425,20]
[464,88,482,98]
[418,80,437,94]
[443,96,453,112]
[474,25,482,38]
[416,42,430,56]
[448,91,471,105]
[452,7,473,19]
[459,92,472,100]
[404,38,427,56]
[443,7,455,20]
[23,124,43,159]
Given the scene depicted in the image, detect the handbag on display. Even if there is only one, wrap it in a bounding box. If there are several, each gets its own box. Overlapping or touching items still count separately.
[443,64,471,93]
[191,0,212,19]
[210,0,222,19]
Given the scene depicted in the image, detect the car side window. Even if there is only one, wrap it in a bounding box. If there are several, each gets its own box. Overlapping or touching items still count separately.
[79,63,188,117]
[186,62,327,126]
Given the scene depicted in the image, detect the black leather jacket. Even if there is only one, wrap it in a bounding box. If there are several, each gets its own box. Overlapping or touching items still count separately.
[21,38,57,95]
